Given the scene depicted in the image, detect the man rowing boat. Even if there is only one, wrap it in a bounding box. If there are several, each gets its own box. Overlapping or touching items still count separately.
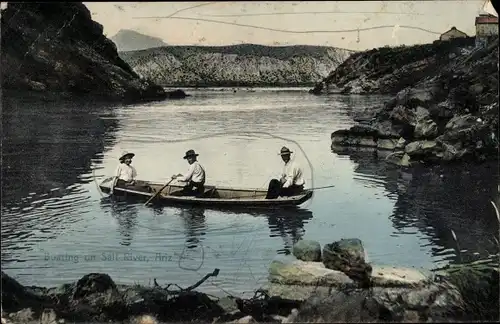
[172,149,206,196]
[265,146,305,199]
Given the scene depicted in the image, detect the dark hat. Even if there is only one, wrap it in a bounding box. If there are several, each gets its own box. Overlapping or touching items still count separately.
[119,151,135,161]
[183,149,199,159]
[278,146,293,155]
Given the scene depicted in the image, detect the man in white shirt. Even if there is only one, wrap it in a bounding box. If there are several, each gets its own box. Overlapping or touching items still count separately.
[172,149,206,196]
[265,146,305,199]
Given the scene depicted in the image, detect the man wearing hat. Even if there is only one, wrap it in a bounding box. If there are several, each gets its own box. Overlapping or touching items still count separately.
[265,146,305,199]
[172,149,206,196]
[111,151,138,191]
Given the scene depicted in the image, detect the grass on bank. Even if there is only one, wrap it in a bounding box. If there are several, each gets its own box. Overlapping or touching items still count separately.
[441,200,500,321]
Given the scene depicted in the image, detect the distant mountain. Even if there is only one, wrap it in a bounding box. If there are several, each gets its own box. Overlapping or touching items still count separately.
[118,44,354,87]
[110,29,168,52]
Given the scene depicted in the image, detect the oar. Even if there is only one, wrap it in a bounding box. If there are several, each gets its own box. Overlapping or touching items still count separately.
[144,178,175,206]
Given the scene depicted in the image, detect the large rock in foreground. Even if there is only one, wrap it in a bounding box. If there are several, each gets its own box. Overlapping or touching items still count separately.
[1,271,227,323]
[268,257,355,287]
[1,3,167,102]
[267,257,433,292]
[292,282,465,323]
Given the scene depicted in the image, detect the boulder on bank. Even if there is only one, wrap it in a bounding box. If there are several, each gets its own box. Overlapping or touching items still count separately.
[269,261,464,322]
[70,273,127,321]
[414,117,439,139]
[268,257,355,287]
[292,239,322,262]
[291,281,465,323]
[323,238,372,287]
[165,89,190,99]
[370,265,432,287]
[385,151,411,167]
[331,123,402,151]
[264,283,332,301]
[1,271,226,323]
[268,256,432,289]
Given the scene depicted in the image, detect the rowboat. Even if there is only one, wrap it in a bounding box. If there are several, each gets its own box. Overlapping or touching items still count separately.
[98,177,313,208]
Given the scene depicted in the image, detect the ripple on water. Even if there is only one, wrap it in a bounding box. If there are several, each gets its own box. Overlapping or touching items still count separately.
[2,89,498,290]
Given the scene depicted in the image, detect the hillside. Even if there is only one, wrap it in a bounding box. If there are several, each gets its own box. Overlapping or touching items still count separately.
[110,29,168,52]
[310,37,476,95]
[330,37,499,165]
[118,44,354,87]
[0,3,166,102]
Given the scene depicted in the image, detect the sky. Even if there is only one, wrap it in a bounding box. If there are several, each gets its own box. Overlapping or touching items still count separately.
[1,1,496,50]
[82,1,495,51]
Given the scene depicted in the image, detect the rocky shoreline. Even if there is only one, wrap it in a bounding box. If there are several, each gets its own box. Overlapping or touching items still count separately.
[313,37,498,166]
[3,237,497,323]
[0,3,170,103]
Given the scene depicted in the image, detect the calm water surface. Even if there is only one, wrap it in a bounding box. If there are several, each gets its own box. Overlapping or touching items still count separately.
[2,87,498,297]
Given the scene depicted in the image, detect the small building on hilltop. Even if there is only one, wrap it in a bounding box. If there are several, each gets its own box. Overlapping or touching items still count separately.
[475,14,498,48]
[439,27,468,41]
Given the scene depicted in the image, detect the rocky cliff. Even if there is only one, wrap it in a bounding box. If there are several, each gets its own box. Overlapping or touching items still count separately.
[330,38,499,165]
[310,37,476,95]
[1,3,166,102]
[119,44,353,87]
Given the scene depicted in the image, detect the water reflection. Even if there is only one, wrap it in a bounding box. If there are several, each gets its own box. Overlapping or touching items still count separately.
[107,200,140,247]
[1,95,120,205]
[242,207,314,254]
[266,209,314,254]
[101,198,312,256]
[179,207,207,248]
[1,94,121,259]
[333,146,499,267]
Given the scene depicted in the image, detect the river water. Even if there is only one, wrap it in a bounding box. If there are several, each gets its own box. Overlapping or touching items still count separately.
[2,87,499,297]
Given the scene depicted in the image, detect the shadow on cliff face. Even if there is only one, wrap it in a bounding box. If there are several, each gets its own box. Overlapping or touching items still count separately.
[0,2,166,102]
[333,147,499,268]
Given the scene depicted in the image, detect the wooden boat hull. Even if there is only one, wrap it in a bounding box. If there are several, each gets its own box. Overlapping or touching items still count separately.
[98,177,313,208]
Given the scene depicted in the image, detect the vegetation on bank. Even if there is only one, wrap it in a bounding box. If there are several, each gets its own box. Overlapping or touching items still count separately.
[120,44,354,62]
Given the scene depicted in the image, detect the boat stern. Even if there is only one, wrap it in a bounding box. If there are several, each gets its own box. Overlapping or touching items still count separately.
[297,189,313,205]
[99,177,114,194]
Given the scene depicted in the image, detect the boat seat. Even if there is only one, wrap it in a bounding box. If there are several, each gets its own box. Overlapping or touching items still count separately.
[167,186,218,198]
[201,186,218,198]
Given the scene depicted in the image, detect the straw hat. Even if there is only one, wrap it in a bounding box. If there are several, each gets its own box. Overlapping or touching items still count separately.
[119,151,135,161]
